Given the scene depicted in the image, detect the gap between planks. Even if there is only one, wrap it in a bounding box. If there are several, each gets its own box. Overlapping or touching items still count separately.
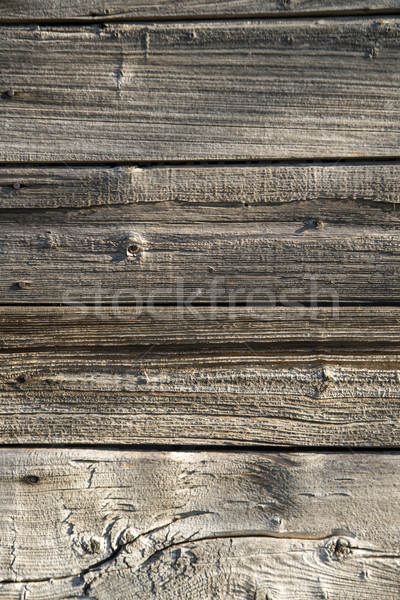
[0,1,400,24]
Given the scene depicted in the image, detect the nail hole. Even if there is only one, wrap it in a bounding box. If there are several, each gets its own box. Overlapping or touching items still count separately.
[22,475,39,485]
[127,243,141,257]
[308,218,323,229]
[17,374,29,384]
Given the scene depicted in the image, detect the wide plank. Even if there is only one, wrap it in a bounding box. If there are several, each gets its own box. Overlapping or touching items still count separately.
[0,1,399,22]
[1,350,400,446]
[3,223,400,303]
[1,172,400,303]
[0,449,398,598]
[0,19,399,161]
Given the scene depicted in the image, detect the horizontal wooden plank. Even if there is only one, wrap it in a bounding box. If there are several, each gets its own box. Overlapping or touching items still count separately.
[1,163,399,210]
[1,1,399,22]
[1,163,400,303]
[0,19,399,161]
[1,306,400,349]
[0,449,399,598]
[1,350,400,446]
[3,224,400,303]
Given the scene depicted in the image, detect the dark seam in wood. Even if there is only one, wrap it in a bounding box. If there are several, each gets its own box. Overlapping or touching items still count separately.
[1,10,400,26]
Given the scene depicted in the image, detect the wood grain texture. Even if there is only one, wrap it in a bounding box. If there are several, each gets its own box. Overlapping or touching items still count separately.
[0,19,399,162]
[1,350,400,446]
[1,306,400,349]
[1,1,399,22]
[1,163,400,303]
[3,224,400,303]
[0,449,399,598]
[1,163,399,210]
[0,6,398,598]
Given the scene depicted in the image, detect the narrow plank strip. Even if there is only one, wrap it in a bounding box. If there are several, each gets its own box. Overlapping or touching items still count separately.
[1,1,399,22]
[1,350,400,446]
[0,449,398,599]
[0,306,400,349]
[0,19,398,161]
[1,163,399,210]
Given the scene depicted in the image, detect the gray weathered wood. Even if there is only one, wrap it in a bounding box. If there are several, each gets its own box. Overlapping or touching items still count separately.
[0,449,399,598]
[3,223,400,303]
[2,306,400,349]
[0,6,398,598]
[1,1,399,22]
[1,350,400,446]
[1,163,400,304]
[0,19,399,162]
[1,163,399,210]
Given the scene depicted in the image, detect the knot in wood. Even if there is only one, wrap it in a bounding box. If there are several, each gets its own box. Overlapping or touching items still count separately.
[22,475,40,485]
[331,537,352,560]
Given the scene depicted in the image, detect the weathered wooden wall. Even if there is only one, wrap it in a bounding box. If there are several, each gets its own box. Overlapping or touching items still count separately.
[0,1,399,598]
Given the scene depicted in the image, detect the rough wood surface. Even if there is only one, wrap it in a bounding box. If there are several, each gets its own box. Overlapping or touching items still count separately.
[1,163,400,303]
[1,163,399,210]
[1,1,399,22]
[1,350,400,446]
[0,8,398,599]
[0,449,398,598]
[0,19,398,162]
[3,223,400,303]
[2,306,400,349]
